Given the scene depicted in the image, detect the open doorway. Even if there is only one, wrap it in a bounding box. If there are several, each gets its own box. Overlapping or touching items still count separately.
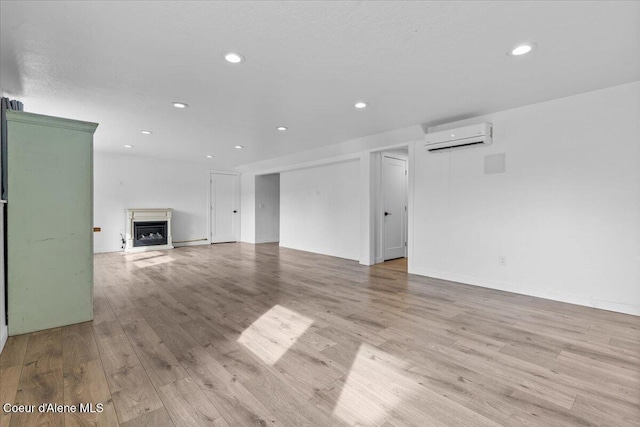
[255,173,280,243]
[374,148,409,270]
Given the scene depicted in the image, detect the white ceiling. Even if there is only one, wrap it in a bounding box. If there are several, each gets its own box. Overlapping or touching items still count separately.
[1,1,638,168]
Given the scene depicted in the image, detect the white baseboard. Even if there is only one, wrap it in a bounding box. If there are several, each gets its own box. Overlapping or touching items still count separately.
[0,325,7,355]
[409,267,640,317]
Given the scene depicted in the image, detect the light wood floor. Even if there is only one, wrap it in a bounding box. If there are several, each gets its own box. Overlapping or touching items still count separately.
[377,258,408,272]
[1,243,639,426]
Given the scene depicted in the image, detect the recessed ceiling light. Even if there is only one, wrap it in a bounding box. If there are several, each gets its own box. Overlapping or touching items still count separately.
[124,145,134,148]
[354,101,368,109]
[276,126,288,131]
[234,145,244,149]
[172,102,189,109]
[141,130,152,135]
[224,52,245,64]
[509,42,536,56]
[206,155,214,158]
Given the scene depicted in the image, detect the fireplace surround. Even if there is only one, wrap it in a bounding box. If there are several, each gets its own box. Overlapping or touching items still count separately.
[125,208,174,252]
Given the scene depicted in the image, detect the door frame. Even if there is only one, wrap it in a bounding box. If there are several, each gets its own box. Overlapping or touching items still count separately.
[358,142,414,267]
[380,152,408,261]
[207,170,241,244]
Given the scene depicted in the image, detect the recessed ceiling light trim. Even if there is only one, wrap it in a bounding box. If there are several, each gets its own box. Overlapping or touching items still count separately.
[172,102,189,109]
[508,42,537,56]
[224,52,245,64]
[354,101,368,109]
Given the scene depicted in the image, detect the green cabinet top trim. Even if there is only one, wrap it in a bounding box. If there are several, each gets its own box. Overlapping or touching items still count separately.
[6,111,98,134]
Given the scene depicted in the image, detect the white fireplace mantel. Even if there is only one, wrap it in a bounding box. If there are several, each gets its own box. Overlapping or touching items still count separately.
[125,208,174,253]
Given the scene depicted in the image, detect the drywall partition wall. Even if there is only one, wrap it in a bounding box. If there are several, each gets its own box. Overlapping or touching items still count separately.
[237,125,425,175]
[255,174,280,243]
[411,81,640,315]
[280,160,360,260]
[94,152,211,253]
[240,173,256,244]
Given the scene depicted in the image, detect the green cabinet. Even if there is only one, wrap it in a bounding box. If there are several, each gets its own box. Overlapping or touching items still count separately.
[6,111,97,335]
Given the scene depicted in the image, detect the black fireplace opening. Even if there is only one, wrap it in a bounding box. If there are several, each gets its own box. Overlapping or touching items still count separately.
[133,221,168,247]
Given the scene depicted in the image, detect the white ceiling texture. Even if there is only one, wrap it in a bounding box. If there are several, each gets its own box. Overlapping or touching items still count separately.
[1,1,638,168]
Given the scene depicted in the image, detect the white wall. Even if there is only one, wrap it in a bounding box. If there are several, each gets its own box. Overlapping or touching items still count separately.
[0,204,6,353]
[255,174,280,243]
[94,152,213,253]
[411,81,640,315]
[240,173,256,244]
[280,160,360,260]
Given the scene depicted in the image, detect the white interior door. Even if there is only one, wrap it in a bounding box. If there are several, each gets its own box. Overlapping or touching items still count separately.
[382,155,407,260]
[210,173,239,243]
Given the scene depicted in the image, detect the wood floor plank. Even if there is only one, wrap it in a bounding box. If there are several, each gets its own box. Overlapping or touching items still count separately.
[571,393,640,426]
[93,293,118,326]
[106,364,164,424]
[102,283,144,327]
[63,322,101,369]
[63,359,119,427]
[10,328,64,427]
[609,336,640,354]
[0,335,29,369]
[9,367,64,427]
[121,319,188,388]
[203,338,266,384]
[135,306,200,359]
[450,339,578,409]
[0,366,22,427]
[158,377,229,427]
[243,369,341,427]
[119,407,174,427]
[177,346,278,427]
[22,328,63,372]
[94,332,141,375]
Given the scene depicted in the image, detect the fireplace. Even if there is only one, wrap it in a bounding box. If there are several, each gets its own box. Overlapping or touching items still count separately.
[133,221,168,247]
[125,208,174,252]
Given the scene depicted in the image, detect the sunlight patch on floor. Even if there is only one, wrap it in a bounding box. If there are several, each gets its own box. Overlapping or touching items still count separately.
[237,304,314,365]
[131,254,175,268]
[332,343,423,425]
[120,251,166,260]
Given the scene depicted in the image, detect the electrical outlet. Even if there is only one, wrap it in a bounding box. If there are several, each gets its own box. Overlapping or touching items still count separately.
[499,256,507,266]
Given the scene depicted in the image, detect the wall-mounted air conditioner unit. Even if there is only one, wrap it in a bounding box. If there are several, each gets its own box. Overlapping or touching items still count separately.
[424,122,493,152]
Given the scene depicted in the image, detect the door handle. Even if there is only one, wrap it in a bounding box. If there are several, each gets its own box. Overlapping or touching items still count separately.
[233,210,238,213]
[384,211,391,216]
